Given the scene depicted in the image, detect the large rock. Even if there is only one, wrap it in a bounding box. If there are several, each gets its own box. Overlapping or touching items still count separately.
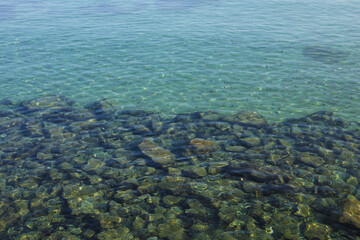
[339,196,360,229]
[223,111,268,128]
[284,111,347,127]
[20,95,74,111]
[138,138,175,167]
[85,99,116,120]
[296,152,325,168]
[189,138,217,154]
[17,95,74,122]
[239,137,261,148]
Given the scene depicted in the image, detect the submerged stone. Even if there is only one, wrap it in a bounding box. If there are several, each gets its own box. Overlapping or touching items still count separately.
[85,99,116,120]
[294,204,311,217]
[139,138,175,166]
[192,167,207,177]
[296,152,325,168]
[19,95,74,113]
[189,138,217,154]
[302,222,331,240]
[224,110,268,128]
[163,195,181,205]
[64,108,95,121]
[225,145,246,152]
[303,45,348,64]
[339,196,360,229]
[1,95,360,239]
[239,137,261,148]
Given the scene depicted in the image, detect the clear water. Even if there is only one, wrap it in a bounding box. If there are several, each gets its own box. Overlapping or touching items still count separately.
[1,1,360,239]
[1,0,360,122]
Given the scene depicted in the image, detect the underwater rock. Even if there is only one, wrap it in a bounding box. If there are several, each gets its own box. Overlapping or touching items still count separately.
[82,158,105,172]
[157,218,186,239]
[296,152,325,168]
[225,145,246,152]
[16,96,73,123]
[303,46,348,64]
[1,95,360,239]
[139,138,175,167]
[302,222,332,240]
[69,119,105,133]
[96,227,131,240]
[182,165,208,178]
[151,119,163,132]
[285,111,347,127]
[64,108,95,121]
[19,95,74,113]
[163,195,181,205]
[0,98,14,106]
[159,176,187,192]
[294,203,311,217]
[195,111,223,121]
[192,167,207,177]
[272,213,302,239]
[238,136,261,148]
[131,124,151,134]
[206,161,229,175]
[339,196,360,229]
[0,109,19,119]
[226,162,289,183]
[132,216,146,230]
[85,98,116,120]
[316,146,335,161]
[14,199,29,216]
[99,212,122,229]
[223,110,268,128]
[137,183,158,195]
[189,138,217,154]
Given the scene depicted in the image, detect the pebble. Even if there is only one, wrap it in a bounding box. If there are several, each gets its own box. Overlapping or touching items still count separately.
[0,96,358,239]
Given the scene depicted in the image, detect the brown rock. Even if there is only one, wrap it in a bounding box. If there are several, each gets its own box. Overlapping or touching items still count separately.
[190,138,217,154]
[139,138,175,166]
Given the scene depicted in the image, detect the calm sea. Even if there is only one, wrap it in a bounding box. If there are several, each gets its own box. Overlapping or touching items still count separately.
[1,1,360,239]
[1,0,359,122]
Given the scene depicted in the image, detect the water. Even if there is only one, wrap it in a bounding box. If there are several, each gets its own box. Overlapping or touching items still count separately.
[1,0,360,239]
[1,0,360,121]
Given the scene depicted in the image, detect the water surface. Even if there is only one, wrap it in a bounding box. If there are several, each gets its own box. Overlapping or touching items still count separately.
[0,0,359,121]
[0,0,360,239]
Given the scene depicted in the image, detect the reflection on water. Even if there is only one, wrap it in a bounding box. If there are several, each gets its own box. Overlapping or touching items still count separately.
[0,95,359,239]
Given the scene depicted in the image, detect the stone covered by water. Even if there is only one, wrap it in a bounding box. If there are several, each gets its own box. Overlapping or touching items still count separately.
[0,95,360,239]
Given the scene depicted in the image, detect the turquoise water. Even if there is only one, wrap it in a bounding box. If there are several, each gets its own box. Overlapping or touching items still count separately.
[1,0,360,121]
[1,1,360,239]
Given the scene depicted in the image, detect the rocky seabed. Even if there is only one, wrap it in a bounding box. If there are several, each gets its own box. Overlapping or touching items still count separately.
[0,95,360,240]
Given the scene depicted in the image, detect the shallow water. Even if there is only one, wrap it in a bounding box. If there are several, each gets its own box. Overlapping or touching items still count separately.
[1,0,360,122]
[0,96,359,239]
[0,0,360,239]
